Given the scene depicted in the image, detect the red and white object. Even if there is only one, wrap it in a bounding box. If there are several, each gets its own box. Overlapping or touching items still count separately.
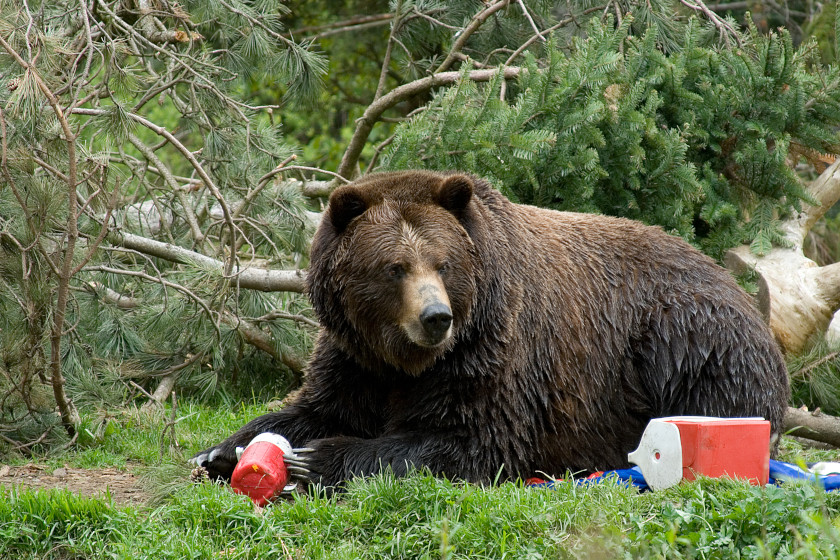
[627,416,771,491]
[230,433,292,506]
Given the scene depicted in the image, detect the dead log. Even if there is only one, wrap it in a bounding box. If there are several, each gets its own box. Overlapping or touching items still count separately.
[725,159,840,354]
[784,406,840,448]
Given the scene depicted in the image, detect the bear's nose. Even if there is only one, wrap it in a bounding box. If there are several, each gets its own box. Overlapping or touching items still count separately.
[419,303,453,340]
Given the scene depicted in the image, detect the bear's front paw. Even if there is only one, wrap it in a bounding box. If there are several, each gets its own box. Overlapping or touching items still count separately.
[288,436,369,489]
[190,443,240,482]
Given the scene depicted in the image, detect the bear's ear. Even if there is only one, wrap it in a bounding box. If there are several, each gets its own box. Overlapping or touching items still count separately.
[435,174,473,216]
[328,186,368,233]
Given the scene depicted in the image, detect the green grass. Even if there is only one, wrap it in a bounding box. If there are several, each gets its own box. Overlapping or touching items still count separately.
[2,402,840,559]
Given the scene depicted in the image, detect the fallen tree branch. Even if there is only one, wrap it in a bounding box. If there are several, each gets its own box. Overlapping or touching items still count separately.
[784,406,840,448]
[108,231,306,292]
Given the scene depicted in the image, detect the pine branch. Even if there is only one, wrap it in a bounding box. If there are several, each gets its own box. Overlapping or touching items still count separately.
[134,0,202,44]
[70,106,239,270]
[83,281,308,374]
[0,31,81,434]
[127,132,205,246]
[233,154,298,220]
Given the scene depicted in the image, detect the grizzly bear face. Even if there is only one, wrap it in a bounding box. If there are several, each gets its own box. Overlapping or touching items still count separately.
[308,173,481,375]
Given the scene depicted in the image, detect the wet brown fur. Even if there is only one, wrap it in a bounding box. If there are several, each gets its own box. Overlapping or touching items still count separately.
[194,170,790,486]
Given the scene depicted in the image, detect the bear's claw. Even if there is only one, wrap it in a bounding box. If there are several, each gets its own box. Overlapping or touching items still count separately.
[285,451,313,482]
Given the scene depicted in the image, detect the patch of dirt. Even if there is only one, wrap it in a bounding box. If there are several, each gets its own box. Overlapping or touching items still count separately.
[0,464,150,506]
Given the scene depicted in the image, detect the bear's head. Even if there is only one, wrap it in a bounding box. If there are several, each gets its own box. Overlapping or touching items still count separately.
[307,171,481,375]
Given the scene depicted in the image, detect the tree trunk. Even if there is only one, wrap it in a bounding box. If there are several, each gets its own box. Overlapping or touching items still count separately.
[725,159,840,354]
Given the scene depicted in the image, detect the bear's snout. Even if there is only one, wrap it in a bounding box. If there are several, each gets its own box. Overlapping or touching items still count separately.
[419,303,453,341]
[402,278,453,348]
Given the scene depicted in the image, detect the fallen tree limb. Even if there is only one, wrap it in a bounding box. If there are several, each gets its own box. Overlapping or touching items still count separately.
[784,406,840,448]
[109,231,306,293]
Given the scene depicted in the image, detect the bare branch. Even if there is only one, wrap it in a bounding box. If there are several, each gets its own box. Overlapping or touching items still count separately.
[784,158,840,248]
[83,281,140,309]
[256,310,320,329]
[504,5,607,66]
[435,0,511,74]
[108,231,306,293]
[224,314,307,374]
[515,0,545,43]
[285,13,393,39]
[678,0,742,47]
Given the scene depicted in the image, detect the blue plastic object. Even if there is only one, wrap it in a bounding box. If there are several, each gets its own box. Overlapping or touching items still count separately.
[528,461,840,492]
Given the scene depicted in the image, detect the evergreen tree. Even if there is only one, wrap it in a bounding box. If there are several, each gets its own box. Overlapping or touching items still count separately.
[0,0,323,445]
[382,15,840,258]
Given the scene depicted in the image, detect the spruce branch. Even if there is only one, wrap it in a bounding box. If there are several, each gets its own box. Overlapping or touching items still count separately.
[678,0,742,47]
[337,66,523,180]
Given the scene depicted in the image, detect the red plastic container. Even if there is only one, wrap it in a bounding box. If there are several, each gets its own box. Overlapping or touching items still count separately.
[663,417,770,485]
[230,433,292,506]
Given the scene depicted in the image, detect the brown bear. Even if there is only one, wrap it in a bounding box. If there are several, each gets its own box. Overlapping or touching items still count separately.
[192,170,789,487]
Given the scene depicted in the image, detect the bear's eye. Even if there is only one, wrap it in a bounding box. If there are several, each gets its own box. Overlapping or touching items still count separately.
[386,264,405,280]
[438,262,449,275]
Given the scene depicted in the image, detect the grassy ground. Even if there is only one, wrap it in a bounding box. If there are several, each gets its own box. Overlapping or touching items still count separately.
[1,401,840,559]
